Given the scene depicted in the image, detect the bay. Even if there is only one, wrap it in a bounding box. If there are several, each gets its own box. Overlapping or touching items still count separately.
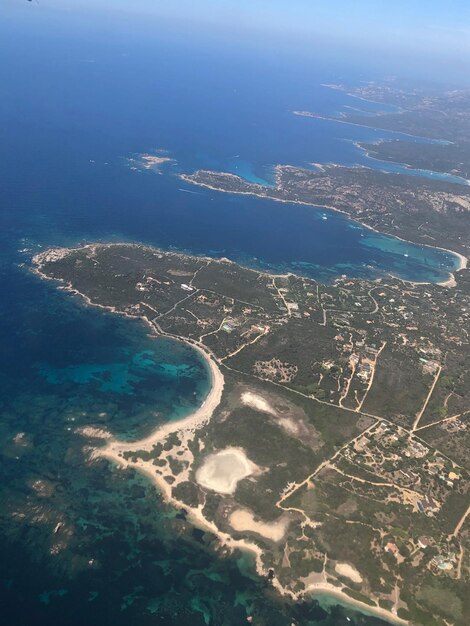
[0,6,457,625]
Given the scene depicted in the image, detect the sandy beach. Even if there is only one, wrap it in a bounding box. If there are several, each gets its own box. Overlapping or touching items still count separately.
[103,340,224,456]
[33,245,411,625]
[90,345,275,603]
[297,581,408,626]
[436,251,468,286]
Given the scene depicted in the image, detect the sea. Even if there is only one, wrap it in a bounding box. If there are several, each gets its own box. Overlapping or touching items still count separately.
[0,5,462,625]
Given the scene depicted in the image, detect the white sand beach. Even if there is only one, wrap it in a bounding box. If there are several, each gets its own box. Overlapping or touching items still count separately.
[102,340,224,456]
[34,245,411,625]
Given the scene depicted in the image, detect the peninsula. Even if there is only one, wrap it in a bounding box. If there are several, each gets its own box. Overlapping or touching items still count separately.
[32,241,470,626]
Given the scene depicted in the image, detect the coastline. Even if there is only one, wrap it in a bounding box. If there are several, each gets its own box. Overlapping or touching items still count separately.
[319,83,405,111]
[180,168,468,287]
[31,246,411,626]
[292,110,444,142]
[351,140,470,187]
[96,368,408,626]
[105,338,224,453]
[303,583,407,626]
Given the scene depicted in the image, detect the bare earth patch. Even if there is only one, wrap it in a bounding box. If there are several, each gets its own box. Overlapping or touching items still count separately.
[335,562,363,583]
[241,391,276,415]
[229,508,289,542]
[195,448,257,494]
[277,416,300,435]
[253,358,298,383]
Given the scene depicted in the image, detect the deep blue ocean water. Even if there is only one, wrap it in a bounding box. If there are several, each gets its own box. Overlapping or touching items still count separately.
[0,5,462,626]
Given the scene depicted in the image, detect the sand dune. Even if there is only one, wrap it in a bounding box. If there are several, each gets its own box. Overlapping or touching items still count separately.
[229,509,288,542]
[196,448,256,494]
[335,562,363,583]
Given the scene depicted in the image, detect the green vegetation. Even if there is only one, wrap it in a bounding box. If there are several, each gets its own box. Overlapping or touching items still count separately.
[416,583,463,622]
[173,481,201,508]
[34,234,470,626]
[343,589,376,606]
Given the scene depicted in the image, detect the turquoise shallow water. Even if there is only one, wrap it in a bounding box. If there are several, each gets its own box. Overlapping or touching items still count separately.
[0,5,461,626]
[1,254,386,625]
[0,9,462,285]
[38,347,210,425]
[36,348,211,444]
